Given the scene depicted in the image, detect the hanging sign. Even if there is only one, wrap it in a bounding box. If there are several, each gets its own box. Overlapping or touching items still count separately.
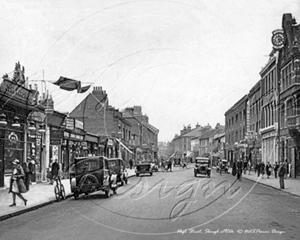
[8,132,18,143]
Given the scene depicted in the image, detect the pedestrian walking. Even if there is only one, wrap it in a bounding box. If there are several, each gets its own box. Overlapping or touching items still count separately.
[129,159,133,170]
[278,162,285,189]
[236,159,243,181]
[218,160,222,175]
[266,162,272,178]
[243,159,247,175]
[167,159,172,172]
[257,162,261,177]
[8,159,28,207]
[22,158,31,191]
[274,162,279,178]
[248,161,252,175]
[284,159,289,179]
[232,161,236,176]
[260,162,265,179]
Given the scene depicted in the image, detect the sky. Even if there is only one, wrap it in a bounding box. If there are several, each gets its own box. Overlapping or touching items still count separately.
[0,0,299,142]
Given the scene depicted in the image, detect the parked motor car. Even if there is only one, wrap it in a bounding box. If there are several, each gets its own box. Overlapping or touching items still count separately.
[194,157,211,178]
[173,158,181,167]
[107,158,128,185]
[135,162,153,176]
[216,159,229,174]
[70,156,111,199]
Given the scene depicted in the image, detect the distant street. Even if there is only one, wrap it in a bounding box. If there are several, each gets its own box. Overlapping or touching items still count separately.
[0,167,299,240]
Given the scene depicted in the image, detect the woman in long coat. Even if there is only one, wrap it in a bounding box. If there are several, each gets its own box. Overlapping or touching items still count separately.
[266,162,272,178]
[9,159,28,207]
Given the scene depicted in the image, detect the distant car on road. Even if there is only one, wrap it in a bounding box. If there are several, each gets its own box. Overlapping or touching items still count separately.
[194,157,211,178]
[135,162,153,176]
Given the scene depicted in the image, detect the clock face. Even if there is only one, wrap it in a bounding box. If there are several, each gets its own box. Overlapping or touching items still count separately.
[271,32,285,48]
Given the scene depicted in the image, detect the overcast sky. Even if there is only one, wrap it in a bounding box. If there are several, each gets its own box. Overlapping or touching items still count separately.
[1,0,299,142]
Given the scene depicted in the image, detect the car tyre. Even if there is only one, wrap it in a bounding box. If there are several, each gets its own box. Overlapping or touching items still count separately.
[136,173,139,177]
[74,191,79,200]
[194,172,197,177]
[150,172,153,176]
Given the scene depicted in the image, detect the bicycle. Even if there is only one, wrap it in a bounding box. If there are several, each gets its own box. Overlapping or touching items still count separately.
[53,176,66,202]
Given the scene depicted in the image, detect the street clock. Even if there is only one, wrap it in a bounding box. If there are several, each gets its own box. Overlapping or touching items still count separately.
[271,29,285,50]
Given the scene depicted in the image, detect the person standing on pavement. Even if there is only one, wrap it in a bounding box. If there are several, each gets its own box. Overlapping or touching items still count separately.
[51,159,59,184]
[248,160,252,175]
[266,162,272,179]
[9,159,28,207]
[260,162,265,179]
[236,159,243,181]
[218,159,222,175]
[129,159,133,170]
[284,159,289,179]
[22,158,31,191]
[274,162,279,178]
[232,161,236,176]
[257,162,261,177]
[278,161,285,189]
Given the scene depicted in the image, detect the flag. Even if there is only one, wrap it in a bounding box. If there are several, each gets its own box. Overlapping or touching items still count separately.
[53,76,91,93]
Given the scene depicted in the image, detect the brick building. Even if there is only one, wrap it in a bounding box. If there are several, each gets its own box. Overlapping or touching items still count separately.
[69,86,133,162]
[225,95,248,164]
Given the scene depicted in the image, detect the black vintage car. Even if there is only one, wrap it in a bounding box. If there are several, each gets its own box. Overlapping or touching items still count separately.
[194,157,211,178]
[135,162,153,176]
[70,156,112,199]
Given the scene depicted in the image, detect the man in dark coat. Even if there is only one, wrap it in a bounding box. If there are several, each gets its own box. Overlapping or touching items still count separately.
[236,160,243,181]
[274,162,279,178]
[51,159,59,184]
[278,162,285,189]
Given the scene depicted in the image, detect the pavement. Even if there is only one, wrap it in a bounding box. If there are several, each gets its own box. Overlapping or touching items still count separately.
[220,167,300,197]
[0,168,136,221]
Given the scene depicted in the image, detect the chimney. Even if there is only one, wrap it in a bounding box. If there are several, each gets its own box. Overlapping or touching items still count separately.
[196,122,200,128]
[187,124,191,131]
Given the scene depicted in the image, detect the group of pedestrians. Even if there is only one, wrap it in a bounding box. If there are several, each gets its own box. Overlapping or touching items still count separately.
[231,158,289,189]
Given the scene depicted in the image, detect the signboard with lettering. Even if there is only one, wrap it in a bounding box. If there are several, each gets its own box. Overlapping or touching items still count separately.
[65,118,74,130]
[75,119,84,130]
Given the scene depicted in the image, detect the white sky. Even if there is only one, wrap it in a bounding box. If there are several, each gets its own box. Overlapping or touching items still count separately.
[1,0,299,142]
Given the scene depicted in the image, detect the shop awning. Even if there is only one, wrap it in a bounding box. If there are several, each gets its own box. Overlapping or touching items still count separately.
[186,151,193,158]
[115,138,134,154]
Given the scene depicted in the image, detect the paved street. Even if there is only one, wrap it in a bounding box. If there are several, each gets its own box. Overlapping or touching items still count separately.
[0,167,299,240]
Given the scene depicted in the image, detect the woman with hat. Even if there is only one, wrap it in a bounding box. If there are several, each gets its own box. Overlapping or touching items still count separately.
[8,159,28,207]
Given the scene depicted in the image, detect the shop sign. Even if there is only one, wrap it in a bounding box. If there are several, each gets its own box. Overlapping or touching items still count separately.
[75,119,84,130]
[81,141,87,147]
[70,133,76,139]
[75,135,83,141]
[51,127,63,140]
[65,118,74,130]
[51,140,61,145]
[8,132,18,143]
[64,132,70,138]
[107,139,113,146]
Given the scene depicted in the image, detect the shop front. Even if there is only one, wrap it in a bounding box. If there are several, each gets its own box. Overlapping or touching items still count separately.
[85,132,99,156]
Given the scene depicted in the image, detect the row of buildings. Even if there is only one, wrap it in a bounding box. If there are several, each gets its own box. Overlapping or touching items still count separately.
[168,123,225,165]
[225,13,300,178]
[0,63,159,188]
[167,13,300,179]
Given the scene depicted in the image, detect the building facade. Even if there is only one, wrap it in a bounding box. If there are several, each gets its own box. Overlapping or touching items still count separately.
[225,95,248,164]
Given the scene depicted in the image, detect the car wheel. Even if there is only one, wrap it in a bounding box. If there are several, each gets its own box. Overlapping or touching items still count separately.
[74,191,79,200]
[120,181,124,186]
[150,172,153,176]
[136,173,139,177]
[194,172,197,177]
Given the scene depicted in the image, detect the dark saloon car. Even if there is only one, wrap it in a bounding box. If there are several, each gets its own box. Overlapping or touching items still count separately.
[70,156,111,199]
[135,162,153,176]
[194,157,211,178]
